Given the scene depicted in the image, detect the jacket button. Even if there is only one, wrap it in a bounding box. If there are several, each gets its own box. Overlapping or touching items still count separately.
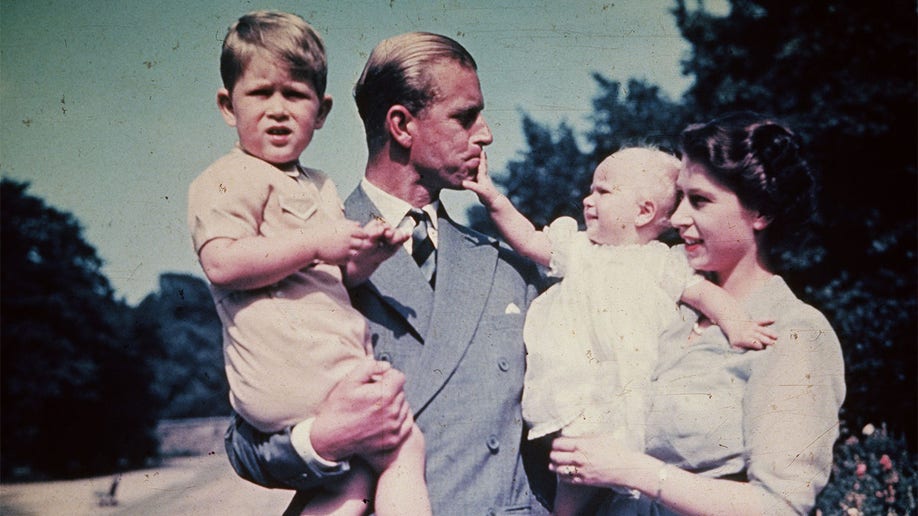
[497,358,510,372]
[487,509,496,516]
[377,352,391,362]
[486,435,500,453]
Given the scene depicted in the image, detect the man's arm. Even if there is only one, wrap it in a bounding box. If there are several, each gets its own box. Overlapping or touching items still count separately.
[226,360,414,489]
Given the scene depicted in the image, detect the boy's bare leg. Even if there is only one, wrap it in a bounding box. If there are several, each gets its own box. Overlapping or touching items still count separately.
[365,424,432,516]
[287,462,374,516]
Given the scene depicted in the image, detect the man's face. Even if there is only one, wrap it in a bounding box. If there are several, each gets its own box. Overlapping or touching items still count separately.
[408,60,493,191]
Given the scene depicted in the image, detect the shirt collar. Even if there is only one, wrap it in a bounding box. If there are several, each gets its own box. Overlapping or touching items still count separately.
[233,143,301,179]
[360,178,439,231]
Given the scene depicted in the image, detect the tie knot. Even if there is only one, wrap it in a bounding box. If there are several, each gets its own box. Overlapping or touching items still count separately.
[405,208,436,286]
[408,208,428,224]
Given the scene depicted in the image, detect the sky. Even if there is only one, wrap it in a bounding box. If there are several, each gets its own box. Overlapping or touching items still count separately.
[1,0,727,304]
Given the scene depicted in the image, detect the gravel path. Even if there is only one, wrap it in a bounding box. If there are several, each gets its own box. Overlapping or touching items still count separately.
[0,451,292,516]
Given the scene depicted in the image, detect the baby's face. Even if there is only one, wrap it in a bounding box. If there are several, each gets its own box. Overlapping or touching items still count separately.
[218,54,331,167]
[582,162,640,245]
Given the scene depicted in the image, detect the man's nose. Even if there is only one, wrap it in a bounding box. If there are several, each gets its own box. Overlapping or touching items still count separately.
[473,115,493,146]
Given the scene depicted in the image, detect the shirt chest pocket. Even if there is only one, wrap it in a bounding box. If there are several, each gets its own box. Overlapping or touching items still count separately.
[276,191,319,224]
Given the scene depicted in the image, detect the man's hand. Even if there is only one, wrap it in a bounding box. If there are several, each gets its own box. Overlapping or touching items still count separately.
[309,359,414,462]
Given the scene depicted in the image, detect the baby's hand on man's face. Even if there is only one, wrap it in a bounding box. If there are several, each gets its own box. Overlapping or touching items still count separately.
[461,152,501,206]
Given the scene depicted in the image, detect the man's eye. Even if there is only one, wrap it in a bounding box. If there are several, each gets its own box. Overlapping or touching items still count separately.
[456,112,477,128]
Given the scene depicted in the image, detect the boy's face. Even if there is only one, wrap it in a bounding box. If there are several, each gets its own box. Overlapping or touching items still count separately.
[218,54,332,167]
[582,160,640,245]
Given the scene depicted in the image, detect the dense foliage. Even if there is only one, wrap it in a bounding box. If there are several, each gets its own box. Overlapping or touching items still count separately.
[472,0,916,448]
[1,179,160,480]
[133,273,230,419]
[815,423,918,515]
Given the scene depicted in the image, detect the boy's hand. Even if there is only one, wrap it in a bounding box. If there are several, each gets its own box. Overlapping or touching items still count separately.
[461,152,503,208]
[314,218,369,266]
[344,219,410,286]
[720,318,778,350]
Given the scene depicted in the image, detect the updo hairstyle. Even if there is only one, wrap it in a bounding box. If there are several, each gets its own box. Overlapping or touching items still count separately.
[679,111,817,255]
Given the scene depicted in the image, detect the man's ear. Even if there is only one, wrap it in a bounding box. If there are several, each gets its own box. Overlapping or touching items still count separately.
[216,88,236,127]
[386,105,414,148]
[634,199,657,228]
[314,95,333,130]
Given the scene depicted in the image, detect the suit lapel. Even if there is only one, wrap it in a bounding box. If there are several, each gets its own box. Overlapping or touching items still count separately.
[344,186,433,340]
[406,214,498,413]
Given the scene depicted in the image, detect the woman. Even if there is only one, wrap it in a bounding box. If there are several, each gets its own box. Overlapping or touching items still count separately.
[549,112,846,515]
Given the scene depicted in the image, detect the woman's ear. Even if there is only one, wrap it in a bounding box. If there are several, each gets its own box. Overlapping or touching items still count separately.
[216,88,236,127]
[752,213,772,231]
[314,95,333,130]
[634,199,657,228]
[386,105,414,148]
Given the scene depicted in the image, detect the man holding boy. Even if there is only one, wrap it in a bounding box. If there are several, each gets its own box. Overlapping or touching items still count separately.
[226,31,551,515]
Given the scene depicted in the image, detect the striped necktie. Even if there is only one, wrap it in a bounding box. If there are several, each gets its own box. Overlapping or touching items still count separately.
[406,208,436,286]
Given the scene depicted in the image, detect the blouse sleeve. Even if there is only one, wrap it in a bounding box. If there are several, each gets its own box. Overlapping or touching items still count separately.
[743,305,846,514]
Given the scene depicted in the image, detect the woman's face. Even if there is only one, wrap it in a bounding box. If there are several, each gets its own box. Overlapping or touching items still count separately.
[671,158,767,278]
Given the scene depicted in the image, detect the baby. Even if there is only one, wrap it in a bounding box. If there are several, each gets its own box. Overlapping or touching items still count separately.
[187,11,429,516]
[464,147,775,515]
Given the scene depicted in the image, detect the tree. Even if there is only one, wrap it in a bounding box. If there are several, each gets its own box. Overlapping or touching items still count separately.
[132,273,230,419]
[674,0,917,446]
[473,0,917,446]
[1,179,160,479]
[470,77,686,234]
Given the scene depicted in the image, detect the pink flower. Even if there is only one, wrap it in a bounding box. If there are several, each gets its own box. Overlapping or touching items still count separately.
[856,463,867,478]
[879,454,893,471]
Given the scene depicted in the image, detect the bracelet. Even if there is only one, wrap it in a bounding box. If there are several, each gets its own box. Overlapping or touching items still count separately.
[655,464,671,499]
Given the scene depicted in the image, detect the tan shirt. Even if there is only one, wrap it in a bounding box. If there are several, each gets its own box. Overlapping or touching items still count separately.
[188,148,370,432]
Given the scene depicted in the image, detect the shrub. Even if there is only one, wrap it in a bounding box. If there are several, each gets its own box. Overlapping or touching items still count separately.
[815,423,917,515]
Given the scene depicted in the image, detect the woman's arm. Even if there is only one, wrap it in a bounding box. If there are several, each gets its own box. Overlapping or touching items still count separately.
[549,306,844,515]
[742,306,846,513]
[550,436,781,515]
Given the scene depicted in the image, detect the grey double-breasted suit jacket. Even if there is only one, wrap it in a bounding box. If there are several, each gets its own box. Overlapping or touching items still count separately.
[226,185,551,515]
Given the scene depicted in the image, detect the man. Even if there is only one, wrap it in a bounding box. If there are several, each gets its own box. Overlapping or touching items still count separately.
[226,32,550,515]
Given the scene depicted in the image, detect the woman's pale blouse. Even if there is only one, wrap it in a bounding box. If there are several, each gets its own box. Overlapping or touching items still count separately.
[644,275,846,514]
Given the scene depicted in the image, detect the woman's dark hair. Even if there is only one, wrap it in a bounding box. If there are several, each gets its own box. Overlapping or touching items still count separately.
[680,111,817,258]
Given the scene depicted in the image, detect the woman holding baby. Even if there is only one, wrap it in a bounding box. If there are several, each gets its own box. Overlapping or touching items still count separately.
[549,112,846,515]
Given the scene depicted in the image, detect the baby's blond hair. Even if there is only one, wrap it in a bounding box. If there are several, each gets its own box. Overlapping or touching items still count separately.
[600,147,681,237]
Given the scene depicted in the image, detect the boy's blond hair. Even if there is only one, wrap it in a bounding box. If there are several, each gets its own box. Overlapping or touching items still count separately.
[220,10,327,97]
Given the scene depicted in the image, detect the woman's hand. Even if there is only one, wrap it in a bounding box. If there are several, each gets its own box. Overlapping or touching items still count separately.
[549,434,659,490]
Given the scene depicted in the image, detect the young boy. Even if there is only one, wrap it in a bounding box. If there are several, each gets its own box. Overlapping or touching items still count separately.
[187,11,430,516]
[464,148,776,515]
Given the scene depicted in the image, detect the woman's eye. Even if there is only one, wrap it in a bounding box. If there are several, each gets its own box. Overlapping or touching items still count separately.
[689,194,708,207]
